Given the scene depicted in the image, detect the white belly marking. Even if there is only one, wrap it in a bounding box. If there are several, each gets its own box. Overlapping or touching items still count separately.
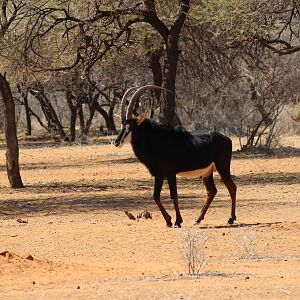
[177,163,216,178]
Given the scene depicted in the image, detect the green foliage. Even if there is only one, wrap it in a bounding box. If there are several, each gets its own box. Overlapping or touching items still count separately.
[189,0,288,45]
[0,0,299,142]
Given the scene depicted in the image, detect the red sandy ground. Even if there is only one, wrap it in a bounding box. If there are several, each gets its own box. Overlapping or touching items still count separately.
[0,136,299,299]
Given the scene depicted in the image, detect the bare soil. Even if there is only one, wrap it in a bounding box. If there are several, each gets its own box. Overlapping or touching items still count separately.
[0,136,299,299]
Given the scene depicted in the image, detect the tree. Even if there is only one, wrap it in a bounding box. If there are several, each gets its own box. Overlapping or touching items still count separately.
[0,74,23,188]
[22,0,190,126]
[239,55,298,151]
[141,1,190,125]
[17,84,32,135]
[29,82,69,141]
[0,0,25,187]
[254,1,300,56]
[2,0,300,150]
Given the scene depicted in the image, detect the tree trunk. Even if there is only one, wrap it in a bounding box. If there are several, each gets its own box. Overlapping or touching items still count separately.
[17,85,32,135]
[160,40,179,125]
[148,47,163,100]
[78,103,85,137]
[94,102,117,134]
[0,74,24,188]
[66,90,77,142]
[82,100,96,138]
[144,0,190,126]
[30,83,69,141]
[69,109,77,141]
[108,106,117,134]
[23,92,32,135]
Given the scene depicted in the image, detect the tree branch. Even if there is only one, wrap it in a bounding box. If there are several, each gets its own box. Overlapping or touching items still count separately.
[256,36,300,56]
[142,0,169,42]
[0,0,25,38]
[170,0,190,37]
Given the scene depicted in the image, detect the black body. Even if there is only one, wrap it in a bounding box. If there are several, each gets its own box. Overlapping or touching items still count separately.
[130,119,232,177]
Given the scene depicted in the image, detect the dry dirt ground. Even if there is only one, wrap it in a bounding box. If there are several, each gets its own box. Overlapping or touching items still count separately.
[0,135,300,299]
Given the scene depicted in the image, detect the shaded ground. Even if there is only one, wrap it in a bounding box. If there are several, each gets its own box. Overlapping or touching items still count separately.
[0,137,299,299]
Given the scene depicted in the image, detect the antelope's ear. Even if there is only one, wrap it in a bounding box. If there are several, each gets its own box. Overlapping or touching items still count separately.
[137,112,148,125]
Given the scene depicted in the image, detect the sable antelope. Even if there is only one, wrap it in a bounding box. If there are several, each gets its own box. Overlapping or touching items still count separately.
[115,85,237,228]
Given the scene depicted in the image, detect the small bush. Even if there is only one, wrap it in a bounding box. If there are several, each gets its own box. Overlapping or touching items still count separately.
[236,231,256,259]
[182,229,209,275]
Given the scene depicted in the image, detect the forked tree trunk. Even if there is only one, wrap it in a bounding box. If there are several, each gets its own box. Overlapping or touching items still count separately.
[30,83,68,141]
[94,102,116,134]
[143,0,190,126]
[0,74,24,188]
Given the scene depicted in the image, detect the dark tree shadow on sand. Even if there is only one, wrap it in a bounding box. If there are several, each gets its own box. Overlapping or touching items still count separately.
[1,169,299,220]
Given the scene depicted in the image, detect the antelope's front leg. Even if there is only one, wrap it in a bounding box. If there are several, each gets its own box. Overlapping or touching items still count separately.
[167,175,183,228]
[153,176,172,227]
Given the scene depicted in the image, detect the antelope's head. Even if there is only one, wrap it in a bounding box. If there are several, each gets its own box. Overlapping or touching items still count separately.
[114,85,168,147]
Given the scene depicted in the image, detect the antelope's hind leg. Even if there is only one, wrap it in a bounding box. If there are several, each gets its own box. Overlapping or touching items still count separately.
[222,176,237,224]
[214,140,237,225]
[195,173,217,225]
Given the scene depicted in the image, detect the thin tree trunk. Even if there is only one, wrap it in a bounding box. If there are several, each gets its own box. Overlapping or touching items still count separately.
[66,90,77,142]
[17,85,31,135]
[69,109,77,141]
[0,74,24,188]
[78,103,85,137]
[82,101,96,138]
[82,92,100,138]
[23,92,32,135]
[108,106,116,134]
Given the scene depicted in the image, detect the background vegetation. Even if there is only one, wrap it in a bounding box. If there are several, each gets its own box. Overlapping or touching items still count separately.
[1,0,300,151]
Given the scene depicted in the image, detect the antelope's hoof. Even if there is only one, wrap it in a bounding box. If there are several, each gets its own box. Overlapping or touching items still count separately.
[166,223,173,228]
[194,218,203,225]
[227,217,236,225]
[174,224,181,228]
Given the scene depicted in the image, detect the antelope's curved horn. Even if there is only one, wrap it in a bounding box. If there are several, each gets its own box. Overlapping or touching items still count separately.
[126,85,171,120]
[120,87,139,125]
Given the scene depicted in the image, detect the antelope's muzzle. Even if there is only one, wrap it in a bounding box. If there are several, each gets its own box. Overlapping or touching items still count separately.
[114,126,127,147]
